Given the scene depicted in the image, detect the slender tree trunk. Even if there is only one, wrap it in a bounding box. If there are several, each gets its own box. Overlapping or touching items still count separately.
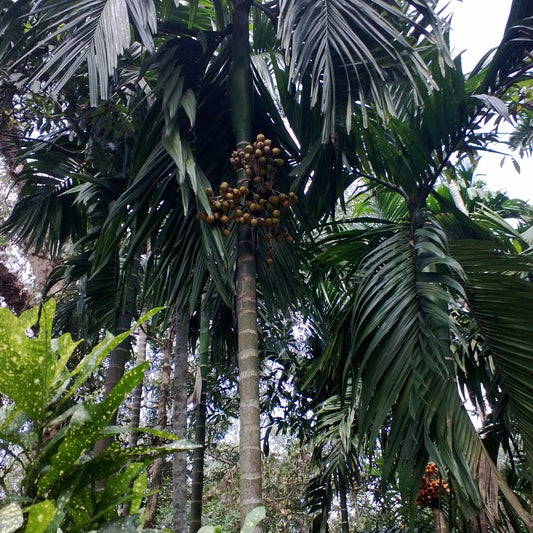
[172,311,189,533]
[94,253,140,459]
[129,323,148,447]
[144,333,173,528]
[105,311,134,396]
[103,253,142,400]
[189,307,209,533]
[93,310,133,466]
[229,1,263,527]
[236,221,262,524]
[470,450,498,533]
[338,475,350,533]
[432,503,447,533]
[93,308,135,490]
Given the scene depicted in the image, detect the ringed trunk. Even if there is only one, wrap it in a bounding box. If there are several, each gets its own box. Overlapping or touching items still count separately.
[236,219,262,522]
[144,334,173,528]
[229,0,262,527]
[432,503,447,533]
[172,310,189,533]
[190,306,210,533]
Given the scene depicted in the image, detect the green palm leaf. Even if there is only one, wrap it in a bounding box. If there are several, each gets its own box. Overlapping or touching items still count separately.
[278,0,449,141]
[451,239,533,469]
[1,139,89,256]
[315,210,498,517]
[16,0,156,103]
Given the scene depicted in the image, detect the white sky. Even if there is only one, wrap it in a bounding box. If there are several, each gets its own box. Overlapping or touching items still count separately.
[440,0,533,202]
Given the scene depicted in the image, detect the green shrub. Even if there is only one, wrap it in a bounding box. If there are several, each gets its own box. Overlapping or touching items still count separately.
[0,300,195,532]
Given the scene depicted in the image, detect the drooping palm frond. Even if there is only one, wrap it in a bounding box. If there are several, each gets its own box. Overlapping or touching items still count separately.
[312,207,528,522]
[478,0,533,94]
[450,239,533,471]
[304,384,361,531]
[287,46,475,222]
[345,213,463,420]
[1,138,89,256]
[0,0,31,67]
[13,0,157,104]
[49,246,131,342]
[151,34,215,214]
[508,114,533,157]
[278,0,450,142]
[86,84,238,315]
[313,186,533,525]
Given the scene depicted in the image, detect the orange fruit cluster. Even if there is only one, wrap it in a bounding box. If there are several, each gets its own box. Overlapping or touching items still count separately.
[197,134,297,264]
[416,463,450,507]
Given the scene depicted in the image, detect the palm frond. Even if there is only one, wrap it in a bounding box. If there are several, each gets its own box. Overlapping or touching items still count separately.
[314,209,513,518]
[508,115,533,158]
[15,0,156,104]
[1,140,88,256]
[479,1,533,93]
[451,239,533,471]
[278,0,449,141]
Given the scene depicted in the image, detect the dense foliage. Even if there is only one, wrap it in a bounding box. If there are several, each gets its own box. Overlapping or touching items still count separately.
[0,0,532,531]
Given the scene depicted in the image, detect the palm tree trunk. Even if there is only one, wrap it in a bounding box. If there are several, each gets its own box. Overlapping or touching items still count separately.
[229,1,262,527]
[236,222,262,524]
[129,322,148,447]
[189,307,209,533]
[470,450,498,533]
[432,503,447,533]
[105,310,134,395]
[104,251,142,400]
[92,307,135,489]
[172,310,189,533]
[144,333,173,528]
[94,253,141,458]
[338,475,350,533]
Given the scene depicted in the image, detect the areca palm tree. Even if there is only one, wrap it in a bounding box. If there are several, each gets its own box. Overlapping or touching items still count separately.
[2,0,454,527]
[310,12,533,528]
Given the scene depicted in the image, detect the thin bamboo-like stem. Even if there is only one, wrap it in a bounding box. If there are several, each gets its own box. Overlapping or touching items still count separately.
[144,333,173,528]
[172,310,189,533]
[189,305,210,533]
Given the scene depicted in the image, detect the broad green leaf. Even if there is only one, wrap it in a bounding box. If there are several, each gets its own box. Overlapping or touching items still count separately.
[64,484,97,529]
[99,463,145,520]
[241,506,266,533]
[39,362,149,493]
[25,500,56,533]
[0,300,78,422]
[129,471,148,515]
